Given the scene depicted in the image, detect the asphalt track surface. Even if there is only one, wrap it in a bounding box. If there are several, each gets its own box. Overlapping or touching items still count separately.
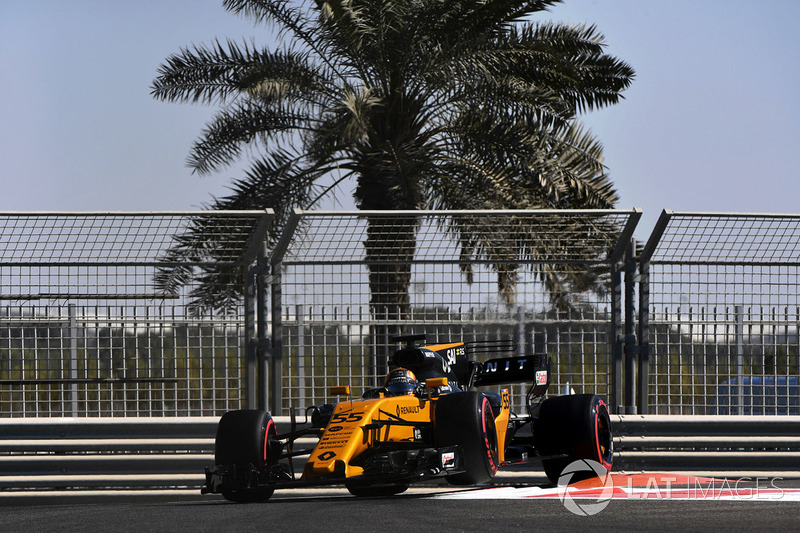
[3,475,800,532]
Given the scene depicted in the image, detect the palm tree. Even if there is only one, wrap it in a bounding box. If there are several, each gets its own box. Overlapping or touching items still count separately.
[152,0,634,360]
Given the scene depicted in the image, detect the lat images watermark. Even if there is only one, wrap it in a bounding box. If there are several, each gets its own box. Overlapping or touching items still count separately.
[557,459,615,516]
[557,460,787,516]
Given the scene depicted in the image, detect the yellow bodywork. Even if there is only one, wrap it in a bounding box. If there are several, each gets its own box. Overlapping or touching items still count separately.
[422,342,464,353]
[494,389,511,463]
[302,393,432,480]
[302,388,512,481]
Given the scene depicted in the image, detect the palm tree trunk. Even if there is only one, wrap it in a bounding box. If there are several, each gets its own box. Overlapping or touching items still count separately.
[363,215,418,381]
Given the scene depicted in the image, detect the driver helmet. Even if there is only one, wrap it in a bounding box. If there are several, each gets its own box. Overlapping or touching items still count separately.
[384,367,418,396]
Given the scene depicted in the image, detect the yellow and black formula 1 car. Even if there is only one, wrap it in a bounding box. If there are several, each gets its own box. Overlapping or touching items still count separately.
[202,335,613,502]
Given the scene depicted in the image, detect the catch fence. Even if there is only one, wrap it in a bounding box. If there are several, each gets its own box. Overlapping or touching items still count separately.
[268,209,640,413]
[639,211,800,415]
[4,208,800,418]
[0,211,271,417]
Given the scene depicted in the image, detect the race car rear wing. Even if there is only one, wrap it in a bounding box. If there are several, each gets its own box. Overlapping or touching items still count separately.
[473,354,547,385]
[390,335,549,396]
[473,354,550,398]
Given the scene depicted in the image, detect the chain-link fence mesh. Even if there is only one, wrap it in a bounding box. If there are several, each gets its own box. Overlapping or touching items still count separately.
[0,211,271,417]
[273,210,640,412]
[641,211,800,415]
[11,208,796,418]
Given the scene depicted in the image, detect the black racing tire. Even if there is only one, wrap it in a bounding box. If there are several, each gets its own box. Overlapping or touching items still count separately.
[434,392,499,485]
[345,482,409,497]
[215,409,278,503]
[534,394,613,485]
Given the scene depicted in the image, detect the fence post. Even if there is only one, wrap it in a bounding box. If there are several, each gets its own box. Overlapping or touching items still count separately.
[265,210,302,416]
[256,244,270,412]
[637,210,671,415]
[244,263,258,410]
[637,257,650,414]
[68,304,79,417]
[735,304,744,415]
[296,304,305,408]
[610,260,624,413]
[515,306,526,355]
[623,239,637,414]
[266,262,283,415]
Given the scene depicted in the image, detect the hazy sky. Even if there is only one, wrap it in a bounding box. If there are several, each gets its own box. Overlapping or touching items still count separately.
[1,1,798,238]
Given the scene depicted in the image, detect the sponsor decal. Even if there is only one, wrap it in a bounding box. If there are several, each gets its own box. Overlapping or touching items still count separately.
[327,425,344,433]
[330,412,364,424]
[485,358,529,373]
[316,451,337,461]
[443,347,464,373]
[318,438,350,449]
[396,405,420,417]
[535,370,548,385]
[441,452,456,468]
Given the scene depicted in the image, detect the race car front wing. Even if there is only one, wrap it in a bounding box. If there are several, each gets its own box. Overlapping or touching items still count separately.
[202,443,467,495]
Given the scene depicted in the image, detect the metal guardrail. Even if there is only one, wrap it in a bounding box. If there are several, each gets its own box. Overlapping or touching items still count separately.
[0,418,218,496]
[613,414,800,477]
[1,415,798,500]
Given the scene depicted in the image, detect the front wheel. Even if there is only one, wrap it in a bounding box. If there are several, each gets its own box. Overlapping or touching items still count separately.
[215,409,278,503]
[534,394,613,485]
[434,392,499,485]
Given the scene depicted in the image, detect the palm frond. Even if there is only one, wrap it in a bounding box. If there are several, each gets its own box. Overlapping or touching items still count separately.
[154,0,636,312]
[223,0,313,43]
[187,101,296,174]
[151,39,259,105]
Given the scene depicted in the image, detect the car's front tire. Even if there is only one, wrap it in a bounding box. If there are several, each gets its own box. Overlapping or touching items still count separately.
[215,409,278,503]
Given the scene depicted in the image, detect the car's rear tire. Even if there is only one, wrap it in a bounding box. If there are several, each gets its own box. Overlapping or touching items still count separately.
[434,392,499,485]
[534,394,613,485]
[215,409,278,503]
[345,482,409,497]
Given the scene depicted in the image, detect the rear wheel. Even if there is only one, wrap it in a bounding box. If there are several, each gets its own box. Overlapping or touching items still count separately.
[215,409,278,503]
[534,394,613,485]
[434,392,499,485]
